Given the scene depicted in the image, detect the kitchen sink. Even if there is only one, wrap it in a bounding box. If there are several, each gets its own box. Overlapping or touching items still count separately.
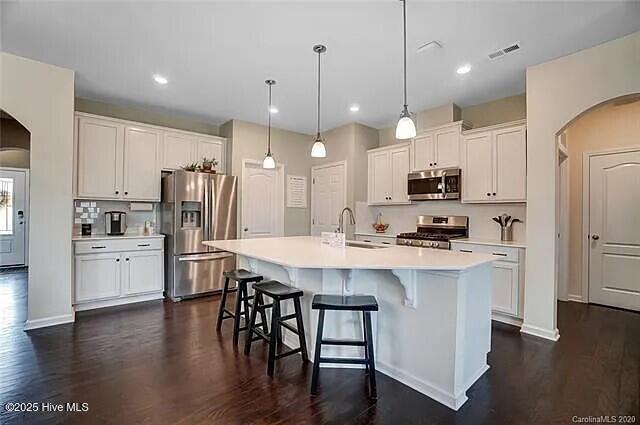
[345,241,389,249]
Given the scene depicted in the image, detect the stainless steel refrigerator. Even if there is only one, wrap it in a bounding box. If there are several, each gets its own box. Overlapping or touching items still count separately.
[161,170,237,301]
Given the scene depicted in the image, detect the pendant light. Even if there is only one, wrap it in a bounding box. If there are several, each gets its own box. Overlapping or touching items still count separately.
[262,79,276,169]
[311,44,327,158]
[395,0,416,140]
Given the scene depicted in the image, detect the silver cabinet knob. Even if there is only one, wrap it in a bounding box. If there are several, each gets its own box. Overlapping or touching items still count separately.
[591,234,600,240]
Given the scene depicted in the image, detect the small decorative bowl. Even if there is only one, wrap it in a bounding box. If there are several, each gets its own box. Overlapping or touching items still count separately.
[372,223,389,233]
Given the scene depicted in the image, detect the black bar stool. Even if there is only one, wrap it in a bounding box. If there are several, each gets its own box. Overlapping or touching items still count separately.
[244,280,309,377]
[310,294,378,399]
[216,269,264,345]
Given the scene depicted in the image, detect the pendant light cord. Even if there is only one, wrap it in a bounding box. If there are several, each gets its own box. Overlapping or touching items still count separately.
[402,0,408,108]
[267,83,272,154]
[316,50,321,137]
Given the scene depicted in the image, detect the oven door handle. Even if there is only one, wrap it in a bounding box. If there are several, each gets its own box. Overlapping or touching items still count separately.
[441,170,447,198]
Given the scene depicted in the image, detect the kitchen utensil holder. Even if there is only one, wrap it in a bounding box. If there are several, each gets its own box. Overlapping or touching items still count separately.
[501,226,513,242]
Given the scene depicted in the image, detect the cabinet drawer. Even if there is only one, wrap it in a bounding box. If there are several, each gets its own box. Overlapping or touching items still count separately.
[451,242,519,262]
[75,238,164,254]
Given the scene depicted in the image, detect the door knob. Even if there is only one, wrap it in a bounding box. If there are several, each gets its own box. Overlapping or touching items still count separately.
[591,234,600,240]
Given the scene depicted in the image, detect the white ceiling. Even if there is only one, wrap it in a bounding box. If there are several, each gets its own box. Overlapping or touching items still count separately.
[2,1,639,134]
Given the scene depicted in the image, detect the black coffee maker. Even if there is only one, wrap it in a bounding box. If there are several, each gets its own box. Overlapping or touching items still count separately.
[105,211,127,235]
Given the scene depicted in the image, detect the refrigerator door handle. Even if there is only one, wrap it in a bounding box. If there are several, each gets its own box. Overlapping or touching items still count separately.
[178,252,234,262]
[203,177,210,241]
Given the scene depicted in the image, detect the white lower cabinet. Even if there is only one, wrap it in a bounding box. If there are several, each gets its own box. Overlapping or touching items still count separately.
[450,241,526,325]
[74,237,164,311]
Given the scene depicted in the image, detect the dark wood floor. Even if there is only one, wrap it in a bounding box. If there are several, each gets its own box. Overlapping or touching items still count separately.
[1,269,638,424]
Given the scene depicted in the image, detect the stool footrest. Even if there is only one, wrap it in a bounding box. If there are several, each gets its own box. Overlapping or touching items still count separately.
[275,347,302,359]
[256,303,274,310]
[252,328,271,343]
[318,357,368,365]
[280,313,297,321]
[321,338,365,346]
[279,321,299,334]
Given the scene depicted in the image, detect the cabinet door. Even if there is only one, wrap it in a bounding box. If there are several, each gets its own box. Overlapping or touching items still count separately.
[122,250,163,296]
[75,253,121,303]
[123,126,161,200]
[434,128,460,169]
[162,132,196,170]
[390,146,410,203]
[462,133,493,202]
[492,261,520,316]
[368,150,392,204]
[77,117,124,199]
[493,126,527,202]
[412,133,435,171]
[196,138,226,173]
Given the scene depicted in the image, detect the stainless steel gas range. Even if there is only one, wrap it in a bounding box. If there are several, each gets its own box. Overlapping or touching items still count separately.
[396,215,469,249]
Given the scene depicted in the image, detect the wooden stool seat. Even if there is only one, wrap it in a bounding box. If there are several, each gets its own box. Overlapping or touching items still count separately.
[311,294,378,311]
[252,280,304,300]
[223,269,263,282]
[216,269,265,346]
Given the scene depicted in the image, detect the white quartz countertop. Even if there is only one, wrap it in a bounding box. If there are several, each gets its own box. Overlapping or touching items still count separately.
[204,236,494,270]
[450,238,527,249]
[353,232,397,239]
[72,233,165,241]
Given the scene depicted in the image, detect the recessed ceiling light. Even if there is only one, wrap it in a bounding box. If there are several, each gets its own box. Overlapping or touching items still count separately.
[349,104,360,112]
[269,106,279,114]
[153,74,168,84]
[456,64,471,75]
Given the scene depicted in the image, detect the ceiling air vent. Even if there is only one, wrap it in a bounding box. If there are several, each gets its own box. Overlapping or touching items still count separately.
[488,42,521,60]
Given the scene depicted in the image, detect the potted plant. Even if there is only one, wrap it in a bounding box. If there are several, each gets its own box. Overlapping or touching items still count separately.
[181,162,200,172]
[201,157,219,173]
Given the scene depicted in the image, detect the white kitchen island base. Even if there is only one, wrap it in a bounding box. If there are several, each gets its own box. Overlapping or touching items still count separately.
[205,237,494,411]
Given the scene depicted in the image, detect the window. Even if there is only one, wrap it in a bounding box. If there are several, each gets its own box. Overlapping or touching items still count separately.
[0,177,14,235]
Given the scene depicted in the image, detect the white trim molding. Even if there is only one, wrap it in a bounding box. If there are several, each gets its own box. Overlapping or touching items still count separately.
[520,323,560,341]
[24,313,75,331]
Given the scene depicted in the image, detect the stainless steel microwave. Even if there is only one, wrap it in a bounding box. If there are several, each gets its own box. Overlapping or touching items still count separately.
[408,168,461,200]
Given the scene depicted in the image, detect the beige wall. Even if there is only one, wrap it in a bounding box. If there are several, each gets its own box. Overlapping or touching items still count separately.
[461,93,526,128]
[524,31,640,340]
[564,99,640,299]
[1,52,75,328]
[221,119,312,237]
[75,97,220,136]
[0,115,31,168]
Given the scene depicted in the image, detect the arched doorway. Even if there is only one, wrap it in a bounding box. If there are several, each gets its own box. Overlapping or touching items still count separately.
[555,93,640,312]
[0,109,31,333]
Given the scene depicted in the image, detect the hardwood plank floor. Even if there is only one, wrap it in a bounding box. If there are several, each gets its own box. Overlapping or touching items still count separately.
[1,269,638,424]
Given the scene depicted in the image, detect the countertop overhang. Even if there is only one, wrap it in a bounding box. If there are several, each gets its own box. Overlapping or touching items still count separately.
[204,236,494,271]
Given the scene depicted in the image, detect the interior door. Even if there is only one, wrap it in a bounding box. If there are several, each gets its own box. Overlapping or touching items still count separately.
[588,150,640,311]
[123,125,161,200]
[412,133,435,171]
[0,169,27,267]
[434,128,459,169]
[312,162,346,235]
[241,162,282,239]
[462,133,493,202]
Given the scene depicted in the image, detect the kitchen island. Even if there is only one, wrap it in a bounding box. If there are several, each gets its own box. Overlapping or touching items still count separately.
[204,236,494,410]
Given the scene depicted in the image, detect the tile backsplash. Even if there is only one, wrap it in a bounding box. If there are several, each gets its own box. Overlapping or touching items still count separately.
[73,200,158,235]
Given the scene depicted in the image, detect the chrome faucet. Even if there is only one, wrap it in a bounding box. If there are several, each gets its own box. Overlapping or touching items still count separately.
[337,207,355,234]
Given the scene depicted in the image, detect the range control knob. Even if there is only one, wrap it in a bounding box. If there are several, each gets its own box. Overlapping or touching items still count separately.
[404,240,412,246]
[431,241,439,248]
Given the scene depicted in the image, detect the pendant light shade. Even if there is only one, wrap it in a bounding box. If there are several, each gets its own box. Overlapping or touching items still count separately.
[263,79,277,169]
[311,44,327,158]
[395,0,416,140]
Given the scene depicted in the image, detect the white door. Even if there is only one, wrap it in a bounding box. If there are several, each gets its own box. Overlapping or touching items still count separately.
[368,151,391,203]
[75,253,121,303]
[123,250,163,295]
[588,150,640,311]
[390,147,410,203]
[76,117,124,199]
[462,133,493,202]
[434,128,459,169]
[241,161,283,239]
[412,133,435,171]
[162,132,196,170]
[493,126,527,201]
[123,126,161,200]
[0,169,27,267]
[196,138,225,173]
[311,162,347,235]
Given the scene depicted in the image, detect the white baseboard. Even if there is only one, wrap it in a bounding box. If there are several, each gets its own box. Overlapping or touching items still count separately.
[567,294,585,303]
[492,312,523,327]
[24,313,75,331]
[74,292,164,312]
[520,323,560,341]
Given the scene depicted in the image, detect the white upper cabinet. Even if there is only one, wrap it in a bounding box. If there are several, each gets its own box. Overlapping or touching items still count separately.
[462,120,527,203]
[75,113,228,201]
[76,116,124,199]
[368,143,411,205]
[123,125,161,200]
[411,121,464,171]
[162,132,196,170]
